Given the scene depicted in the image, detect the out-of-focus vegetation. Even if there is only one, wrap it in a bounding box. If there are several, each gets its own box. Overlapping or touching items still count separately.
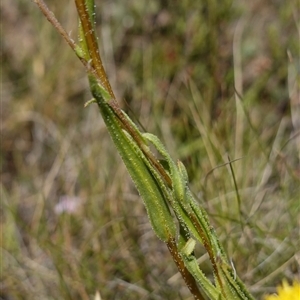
[1,0,299,299]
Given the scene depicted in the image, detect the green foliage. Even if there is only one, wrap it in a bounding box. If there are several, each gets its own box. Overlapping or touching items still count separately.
[2,0,299,299]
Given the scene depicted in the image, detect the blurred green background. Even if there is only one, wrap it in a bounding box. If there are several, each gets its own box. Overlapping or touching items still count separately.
[1,0,299,299]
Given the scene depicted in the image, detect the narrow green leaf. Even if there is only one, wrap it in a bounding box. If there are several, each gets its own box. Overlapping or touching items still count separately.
[89,78,176,242]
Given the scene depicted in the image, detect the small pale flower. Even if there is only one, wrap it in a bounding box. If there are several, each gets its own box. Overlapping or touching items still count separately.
[54,196,82,215]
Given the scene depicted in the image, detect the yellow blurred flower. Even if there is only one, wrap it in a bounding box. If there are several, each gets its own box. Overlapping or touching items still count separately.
[264,280,300,300]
